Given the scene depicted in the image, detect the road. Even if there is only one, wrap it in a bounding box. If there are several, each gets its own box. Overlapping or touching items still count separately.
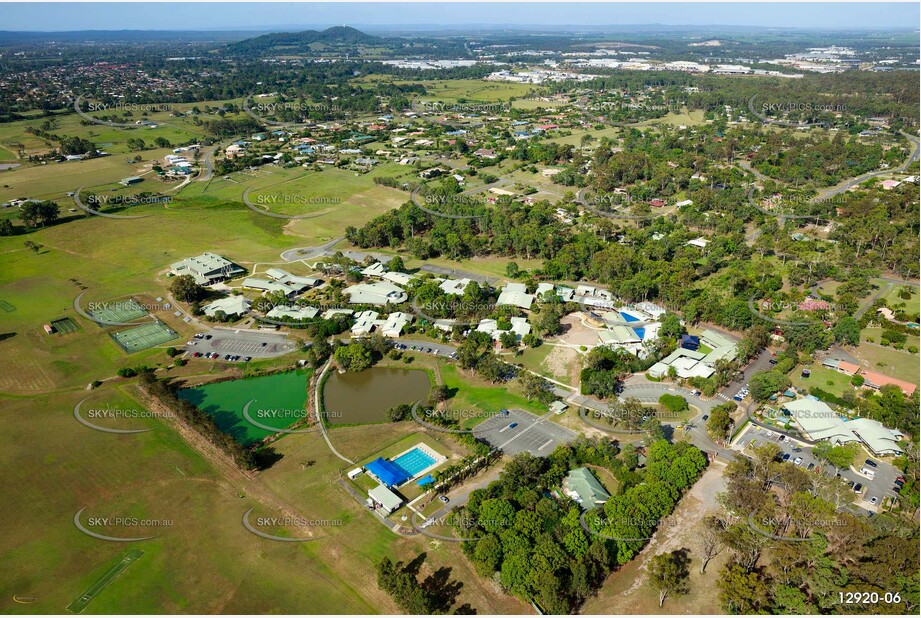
[810,132,920,203]
[280,236,346,262]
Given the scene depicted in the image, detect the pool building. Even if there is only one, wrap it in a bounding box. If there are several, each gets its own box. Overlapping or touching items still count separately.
[364,443,447,515]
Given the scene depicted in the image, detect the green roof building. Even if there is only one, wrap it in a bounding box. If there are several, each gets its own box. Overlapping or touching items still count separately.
[564,467,611,509]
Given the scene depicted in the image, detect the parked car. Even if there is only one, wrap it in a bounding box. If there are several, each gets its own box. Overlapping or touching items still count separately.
[794,457,803,466]
[439,496,449,504]
[244,356,252,362]
[204,334,212,340]
[807,463,815,471]
[869,496,878,505]
[508,422,518,429]
[853,483,863,493]
[702,415,709,421]
[864,459,878,468]
[782,453,791,461]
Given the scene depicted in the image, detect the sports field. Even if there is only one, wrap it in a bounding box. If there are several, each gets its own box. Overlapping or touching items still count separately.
[111,322,178,353]
[50,317,80,334]
[66,549,144,613]
[89,298,148,324]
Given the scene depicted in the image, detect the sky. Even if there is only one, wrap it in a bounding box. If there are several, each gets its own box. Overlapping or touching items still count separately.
[1,2,918,31]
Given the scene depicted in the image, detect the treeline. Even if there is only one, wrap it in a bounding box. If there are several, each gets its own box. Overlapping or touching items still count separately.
[138,371,259,470]
[714,443,919,613]
[457,437,706,613]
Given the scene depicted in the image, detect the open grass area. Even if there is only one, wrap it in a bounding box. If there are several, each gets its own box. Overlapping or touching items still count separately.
[439,361,549,425]
[853,341,920,386]
[791,363,855,398]
[0,386,380,614]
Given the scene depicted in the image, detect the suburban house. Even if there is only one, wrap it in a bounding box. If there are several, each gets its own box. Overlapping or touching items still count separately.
[821,358,861,375]
[563,467,611,509]
[439,278,472,295]
[170,252,245,285]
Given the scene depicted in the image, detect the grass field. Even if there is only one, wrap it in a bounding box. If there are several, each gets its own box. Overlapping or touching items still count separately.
[438,361,549,426]
[66,550,144,613]
[792,363,855,398]
[0,386,383,614]
[853,340,920,386]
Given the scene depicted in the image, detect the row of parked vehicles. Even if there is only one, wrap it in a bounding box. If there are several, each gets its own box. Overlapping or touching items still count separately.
[395,343,458,360]
[189,351,252,362]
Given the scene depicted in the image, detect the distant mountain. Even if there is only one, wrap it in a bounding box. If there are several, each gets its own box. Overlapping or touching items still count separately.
[226,26,382,55]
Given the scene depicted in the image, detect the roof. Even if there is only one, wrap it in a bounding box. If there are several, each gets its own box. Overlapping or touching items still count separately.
[203,296,251,317]
[859,370,917,396]
[170,252,243,284]
[366,457,410,488]
[599,325,641,344]
[565,467,611,507]
[343,282,407,305]
[368,484,403,511]
[497,291,533,310]
[439,278,471,295]
[846,418,904,455]
[266,305,319,320]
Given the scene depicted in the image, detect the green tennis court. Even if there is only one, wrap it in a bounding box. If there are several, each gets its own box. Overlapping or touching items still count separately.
[90,298,148,324]
[66,549,144,613]
[112,322,178,353]
[0,300,15,312]
[51,317,80,334]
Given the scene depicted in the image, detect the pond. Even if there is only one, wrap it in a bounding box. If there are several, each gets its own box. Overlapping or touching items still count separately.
[323,367,431,425]
[178,370,310,446]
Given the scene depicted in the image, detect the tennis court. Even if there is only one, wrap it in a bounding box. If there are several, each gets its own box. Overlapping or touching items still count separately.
[66,549,144,613]
[0,300,15,312]
[112,322,178,353]
[51,317,80,334]
[90,299,148,324]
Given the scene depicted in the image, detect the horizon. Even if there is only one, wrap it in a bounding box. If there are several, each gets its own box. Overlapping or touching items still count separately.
[1,2,919,32]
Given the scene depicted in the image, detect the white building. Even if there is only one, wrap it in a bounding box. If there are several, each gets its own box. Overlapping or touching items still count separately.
[203,296,251,318]
[343,282,408,305]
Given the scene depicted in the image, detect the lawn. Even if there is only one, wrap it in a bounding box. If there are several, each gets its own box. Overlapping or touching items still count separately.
[791,363,856,398]
[853,340,920,386]
[0,386,377,614]
[439,361,549,426]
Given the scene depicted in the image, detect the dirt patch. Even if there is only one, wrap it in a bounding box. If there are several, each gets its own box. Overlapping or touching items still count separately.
[559,313,603,347]
[542,344,579,385]
[582,462,730,614]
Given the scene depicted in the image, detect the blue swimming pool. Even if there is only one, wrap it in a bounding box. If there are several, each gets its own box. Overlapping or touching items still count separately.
[633,327,646,340]
[392,447,436,478]
[619,311,639,323]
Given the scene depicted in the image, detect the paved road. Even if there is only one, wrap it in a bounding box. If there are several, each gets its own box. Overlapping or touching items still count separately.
[280,236,345,262]
[734,423,901,513]
[811,132,920,203]
[473,408,577,456]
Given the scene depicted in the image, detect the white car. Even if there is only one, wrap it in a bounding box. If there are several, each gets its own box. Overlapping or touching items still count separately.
[869,496,878,505]
[793,457,803,466]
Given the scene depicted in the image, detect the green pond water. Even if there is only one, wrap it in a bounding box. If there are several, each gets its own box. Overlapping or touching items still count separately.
[178,370,310,446]
[323,367,431,425]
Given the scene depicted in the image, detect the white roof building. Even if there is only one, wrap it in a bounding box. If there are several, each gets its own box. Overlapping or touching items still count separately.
[476,317,531,341]
[351,310,380,336]
[368,484,403,515]
[266,305,320,320]
[381,312,413,338]
[203,296,251,318]
[784,399,905,456]
[242,277,297,297]
[497,283,534,310]
[170,252,245,285]
[265,268,321,291]
[439,278,472,295]
[343,282,408,305]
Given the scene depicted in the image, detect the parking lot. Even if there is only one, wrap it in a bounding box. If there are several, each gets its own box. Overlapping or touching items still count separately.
[186,328,297,359]
[734,424,902,512]
[473,408,577,456]
[394,339,457,358]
